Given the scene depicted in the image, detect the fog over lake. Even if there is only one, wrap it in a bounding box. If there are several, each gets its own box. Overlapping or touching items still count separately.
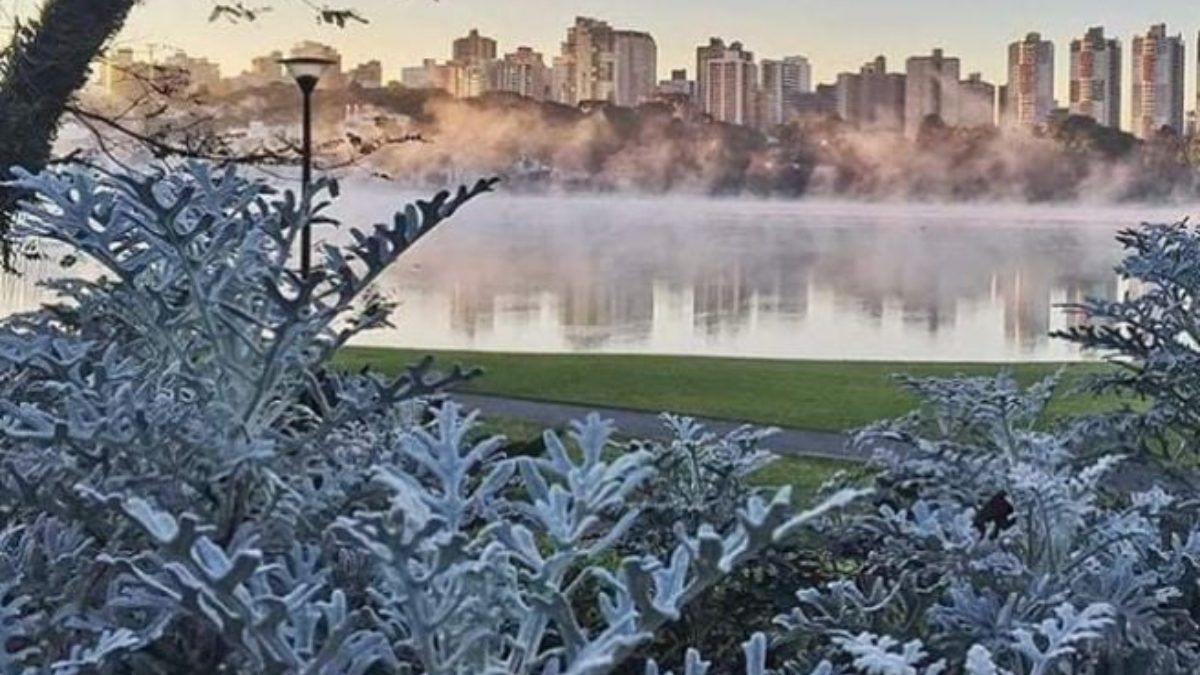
[5,186,1197,362]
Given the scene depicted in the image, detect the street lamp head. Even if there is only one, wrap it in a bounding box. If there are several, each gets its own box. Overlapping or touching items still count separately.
[281,56,335,279]
[279,56,336,93]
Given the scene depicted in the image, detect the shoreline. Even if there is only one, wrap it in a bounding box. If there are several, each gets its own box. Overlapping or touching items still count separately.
[335,174,1200,216]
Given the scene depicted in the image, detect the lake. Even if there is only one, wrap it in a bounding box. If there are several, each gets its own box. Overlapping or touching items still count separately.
[4,190,1196,362]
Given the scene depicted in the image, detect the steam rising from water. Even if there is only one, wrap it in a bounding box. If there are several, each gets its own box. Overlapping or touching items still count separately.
[329,188,1197,361]
[373,97,743,194]
[356,97,1199,203]
[3,173,1195,361]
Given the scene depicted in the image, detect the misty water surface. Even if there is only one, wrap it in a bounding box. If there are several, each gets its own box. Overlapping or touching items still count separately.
[3,190,1196,362]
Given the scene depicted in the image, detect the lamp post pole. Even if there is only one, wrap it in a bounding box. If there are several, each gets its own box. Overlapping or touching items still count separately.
[298,75,316,279]
[279,56,335,280]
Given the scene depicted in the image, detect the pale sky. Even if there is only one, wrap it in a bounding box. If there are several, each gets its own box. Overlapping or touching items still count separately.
[9,1,1200,114]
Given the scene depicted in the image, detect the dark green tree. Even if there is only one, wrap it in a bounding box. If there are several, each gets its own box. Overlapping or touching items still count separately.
[0,0,136,255]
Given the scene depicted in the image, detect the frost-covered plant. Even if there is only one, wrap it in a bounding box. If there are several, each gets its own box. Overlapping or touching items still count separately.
[1057,221,1200,462]
[642,632,771,675]
[772,372,1200,674]
[628,415,777,554]
[0,162,864,673]
[621,417,836,669]
[0,161,496,671]
[0,163,495,537]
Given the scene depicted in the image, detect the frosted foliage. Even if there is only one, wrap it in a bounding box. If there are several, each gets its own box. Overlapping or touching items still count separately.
[8,162,1199,675]
[1057,222,1200,460]
[0,162,864,673]
[753,223,1200,674]
[628,414,777,553]
[771,372,1200,674]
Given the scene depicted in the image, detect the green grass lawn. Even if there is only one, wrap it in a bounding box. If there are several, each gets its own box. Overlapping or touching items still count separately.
[341,348,1126,500]
[749,456,860,500]
[468,414,856,504]
[336,345,1123,499]
[338,347,1120,432]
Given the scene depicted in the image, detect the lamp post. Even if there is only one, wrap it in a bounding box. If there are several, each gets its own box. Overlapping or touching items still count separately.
[279,56,336,279]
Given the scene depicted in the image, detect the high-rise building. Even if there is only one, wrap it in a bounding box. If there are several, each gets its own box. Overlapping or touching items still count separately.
[1070,27,1122,129]
[555,17,656,107]
[348,60,383,89]
[760,60,787,128]
[443,29,501,98]
[782,56,813,97]
[703,41,757,126]
[834,71,864,123]
[1006,32,1055,130]
[226,50,285,91]
[835,56,906,131]
[905,49,961,137]
[401,59,435,90]
[613,30,657,106]
[401,59,455,93]
[773,56,814,123]
[550,55,572,103]
[696,38,729,108]
[761,57,816,128]
[102,47,136,97]
[558,16,616,104]
[453,29,498,65]
[250,51,284,85]
[1131,24,1185,138]
[496,47,550,100]
[162,51,222,94]
[103,47,171,100]
[457,62,495,98]
[792,84,838,118]
[657,69,694,98]
[866,58,907,131]
[960,72,996,127]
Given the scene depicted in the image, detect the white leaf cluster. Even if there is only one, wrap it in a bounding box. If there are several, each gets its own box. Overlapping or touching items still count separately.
[0,162,863,674]
[772,371,1200,674]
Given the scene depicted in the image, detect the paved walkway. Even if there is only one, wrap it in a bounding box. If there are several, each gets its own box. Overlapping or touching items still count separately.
[453,393,867,462]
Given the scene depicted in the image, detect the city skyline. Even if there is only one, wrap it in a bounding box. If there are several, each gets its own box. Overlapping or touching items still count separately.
[101,1,1200,116]
[97,19,1200,138]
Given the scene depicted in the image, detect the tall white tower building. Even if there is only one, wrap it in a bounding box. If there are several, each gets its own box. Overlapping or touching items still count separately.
[905,49,961,138]
[703,42,757,126]
[1131,24,1185,138]
[613,30,657,107]
[554,17,656,107]
[1006,32,1055,130]
[1069,27,1122,129]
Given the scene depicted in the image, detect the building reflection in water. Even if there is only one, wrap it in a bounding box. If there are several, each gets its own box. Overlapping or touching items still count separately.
[362,197,1154,361]
[0,194,1180,362]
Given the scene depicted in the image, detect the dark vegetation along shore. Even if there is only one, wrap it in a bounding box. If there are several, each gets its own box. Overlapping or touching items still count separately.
[209,83,1200,201]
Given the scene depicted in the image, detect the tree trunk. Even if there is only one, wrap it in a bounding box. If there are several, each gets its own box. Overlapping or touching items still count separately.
[0,0,135,255]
